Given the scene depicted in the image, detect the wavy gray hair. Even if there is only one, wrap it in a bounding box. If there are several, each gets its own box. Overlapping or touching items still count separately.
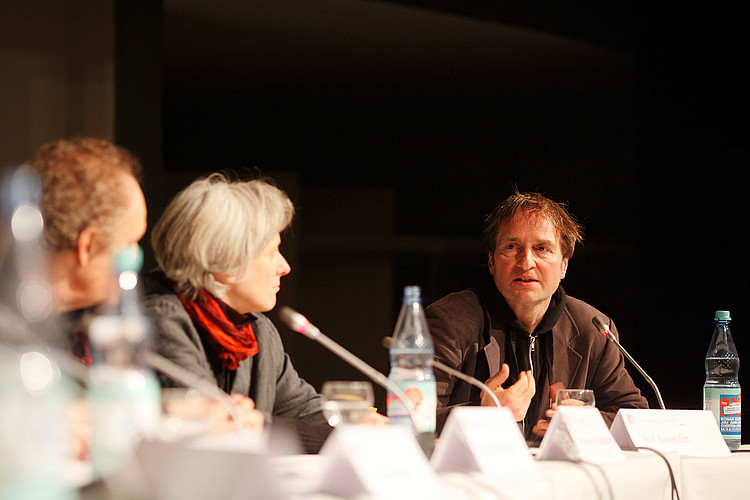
[151,173,294,300]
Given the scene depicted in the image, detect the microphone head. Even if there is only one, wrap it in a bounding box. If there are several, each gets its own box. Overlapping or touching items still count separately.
[592,316,612,338]
[278,306,313,335]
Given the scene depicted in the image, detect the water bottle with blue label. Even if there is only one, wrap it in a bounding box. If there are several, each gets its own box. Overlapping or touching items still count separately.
[703,310,741,450]
[87,245,160,476]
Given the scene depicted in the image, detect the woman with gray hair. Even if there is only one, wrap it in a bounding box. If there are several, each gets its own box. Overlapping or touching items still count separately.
[144,173,330,449]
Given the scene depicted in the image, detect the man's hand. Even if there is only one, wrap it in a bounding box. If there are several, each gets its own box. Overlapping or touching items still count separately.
[480,363,535,422]
[532,382,563,437]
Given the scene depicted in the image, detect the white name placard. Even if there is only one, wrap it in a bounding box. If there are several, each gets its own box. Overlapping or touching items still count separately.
[136,437,285,500]
[537,406,625,463]
[609,409,731,457]
[430,406,535,475]
[316,425,440,499]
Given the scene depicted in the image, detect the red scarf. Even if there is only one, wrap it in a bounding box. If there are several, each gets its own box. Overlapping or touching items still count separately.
[176,288,259,370]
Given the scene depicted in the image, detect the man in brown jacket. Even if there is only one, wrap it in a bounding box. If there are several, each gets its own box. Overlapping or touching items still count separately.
[426,191,648,443]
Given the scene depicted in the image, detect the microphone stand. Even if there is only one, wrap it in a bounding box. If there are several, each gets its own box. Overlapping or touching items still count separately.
[278,307,434,456]
[381,336,502,409]
[146,352,250,436]
[592,317,665,410]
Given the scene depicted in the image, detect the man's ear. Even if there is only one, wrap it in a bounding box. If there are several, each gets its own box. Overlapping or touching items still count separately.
[487,252,495,273]
[76,226,98,266]
[561,257,569,280]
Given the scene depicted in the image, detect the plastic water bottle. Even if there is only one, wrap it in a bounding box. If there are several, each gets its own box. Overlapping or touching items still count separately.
[0,165,76,499]
[87,245,160,477]
[387,286,436,453]
[703,310,741,450]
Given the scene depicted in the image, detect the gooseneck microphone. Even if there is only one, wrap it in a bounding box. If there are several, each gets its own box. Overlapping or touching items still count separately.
[381,336,502,409]
[592,316,665,410]
[278,306,419,426]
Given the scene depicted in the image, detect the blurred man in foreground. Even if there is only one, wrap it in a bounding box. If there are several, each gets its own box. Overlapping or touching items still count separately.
[426,191,648,443]
[32,137,147,317]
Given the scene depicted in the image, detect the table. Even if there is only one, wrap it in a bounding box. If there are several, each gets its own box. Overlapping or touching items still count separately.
[81,442,750,499]
[679,448,750,500]
[271,450,677,500]
[258,448,750,500]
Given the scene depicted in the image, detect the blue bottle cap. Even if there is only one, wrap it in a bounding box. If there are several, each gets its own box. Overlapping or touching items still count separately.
[403,286,422,301]
[115,245,144,274]
[714,310,731,322]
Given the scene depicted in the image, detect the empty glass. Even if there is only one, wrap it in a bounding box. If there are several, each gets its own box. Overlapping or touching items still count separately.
[556,388,595,407]
[321,381,374,426]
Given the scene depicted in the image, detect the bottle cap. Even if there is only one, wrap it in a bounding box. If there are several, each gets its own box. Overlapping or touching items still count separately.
[403,286,422,301]
[115,245,144,274]
[714,310,731,322]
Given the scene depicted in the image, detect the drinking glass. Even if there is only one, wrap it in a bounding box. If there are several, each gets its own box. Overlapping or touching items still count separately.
[321,381,374,426]
[556,388,595,407]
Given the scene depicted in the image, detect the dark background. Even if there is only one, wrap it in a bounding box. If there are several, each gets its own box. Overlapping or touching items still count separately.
[115,1,748,441]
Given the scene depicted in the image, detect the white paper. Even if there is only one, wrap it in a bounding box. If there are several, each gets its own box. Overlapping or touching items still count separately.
[610,409,731,457]
[537,406,625,463]
[316,425,440,499]
[431,406,535,475]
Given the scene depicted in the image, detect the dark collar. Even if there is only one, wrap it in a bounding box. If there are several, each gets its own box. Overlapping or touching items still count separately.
[214,297,257,328]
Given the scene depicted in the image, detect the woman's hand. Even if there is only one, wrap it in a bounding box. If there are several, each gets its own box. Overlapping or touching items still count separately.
[209,394,265,434]
[361,410,389,425]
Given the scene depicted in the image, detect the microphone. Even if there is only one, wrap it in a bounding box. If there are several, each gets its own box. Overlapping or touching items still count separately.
[592,316,665,410]
[278,306,419,426]
[382,336,502,409]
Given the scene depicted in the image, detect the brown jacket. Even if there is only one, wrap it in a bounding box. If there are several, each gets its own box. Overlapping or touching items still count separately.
[425,283,648,442]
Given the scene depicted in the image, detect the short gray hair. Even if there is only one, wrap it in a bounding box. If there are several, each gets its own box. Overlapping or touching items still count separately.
[151,173,294,300]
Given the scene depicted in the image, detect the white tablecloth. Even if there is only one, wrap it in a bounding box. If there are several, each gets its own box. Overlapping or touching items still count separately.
[273,448,750,500]
[271,450,682,500]
[86,441,750,499]
[680,448,750,500]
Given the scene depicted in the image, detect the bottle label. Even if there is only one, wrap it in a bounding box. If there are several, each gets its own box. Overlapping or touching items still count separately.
[387,380,436,433]
[703,388,741,437]
[88,366,161,476]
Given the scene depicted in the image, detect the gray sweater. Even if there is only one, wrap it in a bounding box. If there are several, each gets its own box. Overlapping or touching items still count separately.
[142,276,326,426]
